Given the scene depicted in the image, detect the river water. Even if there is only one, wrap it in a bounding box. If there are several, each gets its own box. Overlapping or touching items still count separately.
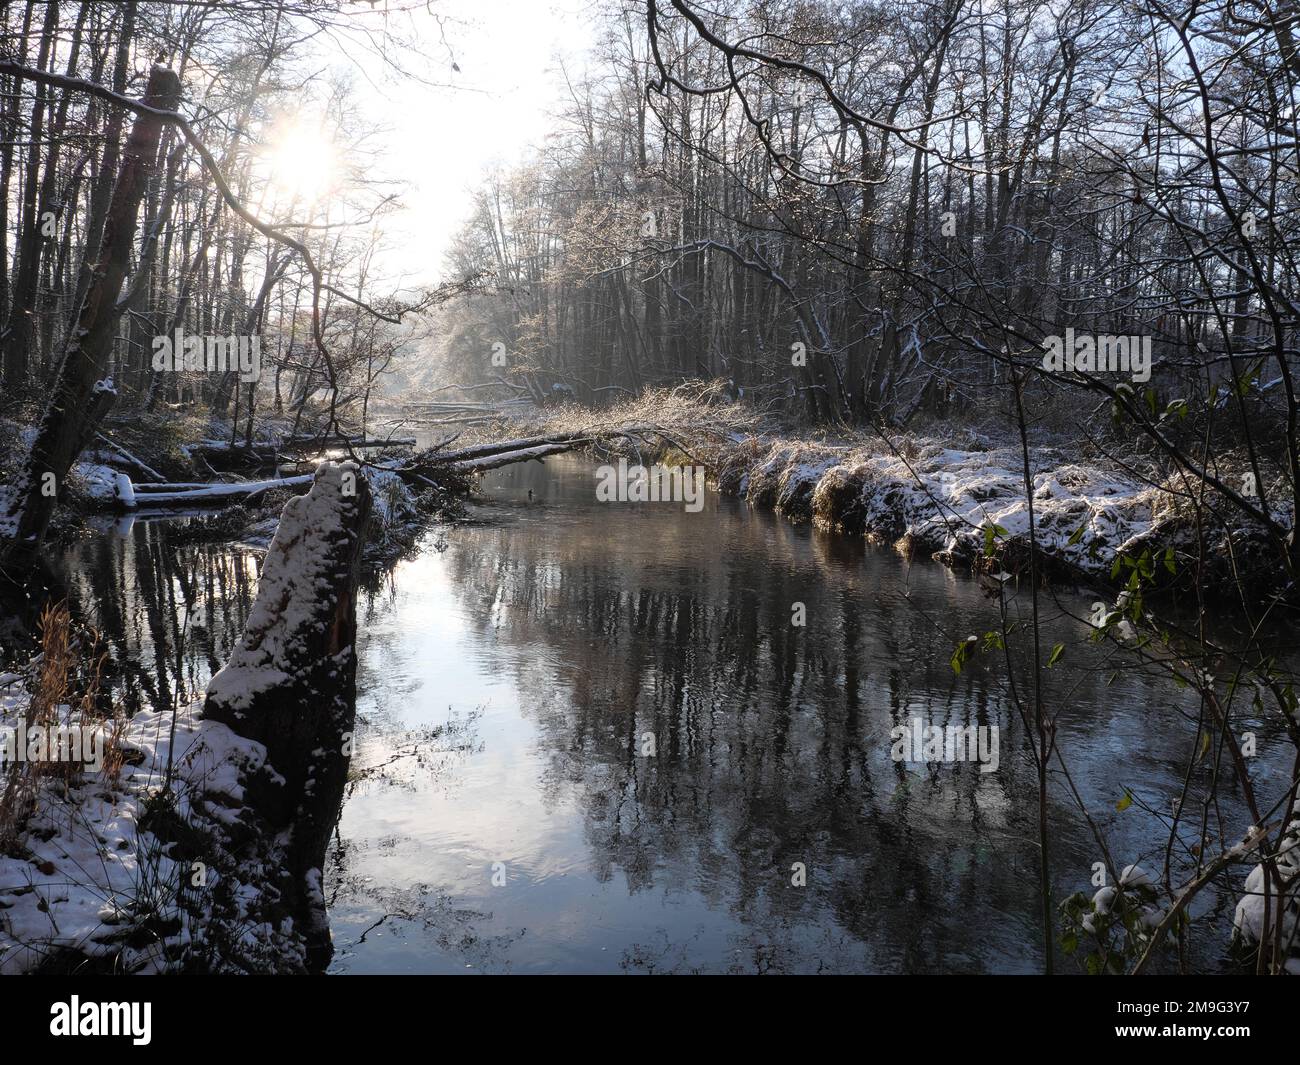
[49,455,1295,973]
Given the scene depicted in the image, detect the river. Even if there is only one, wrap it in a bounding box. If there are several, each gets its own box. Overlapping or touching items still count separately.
[50,454,1295,973]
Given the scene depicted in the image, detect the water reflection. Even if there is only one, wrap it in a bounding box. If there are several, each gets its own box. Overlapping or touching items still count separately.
[42,457,1293,973]
[331,456,1291,974]
[50,517,260,713]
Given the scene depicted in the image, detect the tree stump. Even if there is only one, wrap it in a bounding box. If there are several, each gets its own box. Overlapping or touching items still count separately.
[202,460,371,969]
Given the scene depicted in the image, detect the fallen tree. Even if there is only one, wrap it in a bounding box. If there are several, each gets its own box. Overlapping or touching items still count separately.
[451,442,586,472]
[425,430,589,465]
[122,474,314,509]
[97,432,595,512]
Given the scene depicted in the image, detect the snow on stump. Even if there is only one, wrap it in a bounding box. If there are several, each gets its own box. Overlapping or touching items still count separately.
[112,471,136,510]
[202,460,371,968]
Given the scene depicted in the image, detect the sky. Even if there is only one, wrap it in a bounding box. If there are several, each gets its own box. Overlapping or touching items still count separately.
[307,0,601,288]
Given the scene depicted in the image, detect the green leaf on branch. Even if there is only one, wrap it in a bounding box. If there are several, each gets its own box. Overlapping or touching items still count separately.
[950,637,977,675]
[982,522,1009,557]
[1144,387,1158,418]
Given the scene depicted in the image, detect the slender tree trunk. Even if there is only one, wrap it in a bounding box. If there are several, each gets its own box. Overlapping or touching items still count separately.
[1,65,182,581]
[1,0,60,389]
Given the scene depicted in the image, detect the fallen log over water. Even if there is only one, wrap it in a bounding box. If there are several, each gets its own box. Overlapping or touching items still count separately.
[452,441,584,471]
[101,431,590,513]
[124,474,313,508]
[432,430,588,465]
[280,434,417,450]
[92,432,166,482]
[201,461,372,970]
[406,398,535,423]
[191,435,416,470]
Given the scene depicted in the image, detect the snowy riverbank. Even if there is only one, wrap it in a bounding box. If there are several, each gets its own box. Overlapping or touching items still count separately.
[0,677,312,973]
[480,388,1293,594]
[0,463,376,973]
[715,432,1287,588]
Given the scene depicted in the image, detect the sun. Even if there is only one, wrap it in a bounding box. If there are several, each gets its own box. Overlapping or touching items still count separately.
[260,121,337,206]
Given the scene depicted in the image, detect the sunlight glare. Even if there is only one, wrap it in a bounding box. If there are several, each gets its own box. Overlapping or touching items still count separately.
[261,121,336,205]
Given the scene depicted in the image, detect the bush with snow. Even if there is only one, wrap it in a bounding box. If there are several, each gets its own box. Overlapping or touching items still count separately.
[1233,803,1300,974]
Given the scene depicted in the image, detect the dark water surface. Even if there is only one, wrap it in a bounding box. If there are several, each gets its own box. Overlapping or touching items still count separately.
[50,455,1294,973]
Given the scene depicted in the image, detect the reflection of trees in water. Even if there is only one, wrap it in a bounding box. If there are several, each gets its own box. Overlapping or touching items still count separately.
[620,922,876,975]
[326,864,524,974]
[432,506,1197,971]
[52,520,257,712]
[343,711,483,799]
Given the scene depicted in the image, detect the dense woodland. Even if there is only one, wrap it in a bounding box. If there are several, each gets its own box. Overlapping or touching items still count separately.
[439,0,1299,434]
[1,1,1297,508]
[0,1,423,416]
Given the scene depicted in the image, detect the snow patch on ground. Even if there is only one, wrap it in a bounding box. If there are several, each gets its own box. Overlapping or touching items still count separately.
[70,461,119,504]
[0,685,270,974]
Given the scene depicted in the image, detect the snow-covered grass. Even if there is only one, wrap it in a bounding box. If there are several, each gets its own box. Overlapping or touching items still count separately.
[0,691,275,973]
[367,467,417,529]
[481,380,764,466]
[0,603,294,973]
[799,439,1160,576]
[791,438,1289,584]
[505,388,1291,588]
[0,524,360,973]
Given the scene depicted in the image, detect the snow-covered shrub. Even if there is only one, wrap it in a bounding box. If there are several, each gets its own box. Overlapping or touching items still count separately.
[773,452,842,520]
[1233,803,1300,974]
[744,443,801,508]
[1060,864,1165,974]
[812,464,870,533]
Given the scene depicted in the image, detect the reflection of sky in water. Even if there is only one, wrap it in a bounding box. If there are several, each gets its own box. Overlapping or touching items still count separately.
[47,456,1296,974]
[325,455,1295,974]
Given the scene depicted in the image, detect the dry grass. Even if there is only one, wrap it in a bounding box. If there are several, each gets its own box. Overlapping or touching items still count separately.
[0,603,123,851]
[811,464,871,533]
[497,380,769,468]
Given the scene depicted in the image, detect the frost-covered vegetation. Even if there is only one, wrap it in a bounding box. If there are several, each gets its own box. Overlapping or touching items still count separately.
[503,387,1292,596]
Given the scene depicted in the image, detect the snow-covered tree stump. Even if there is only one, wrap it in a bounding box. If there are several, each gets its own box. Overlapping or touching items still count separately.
[202,461,371,969]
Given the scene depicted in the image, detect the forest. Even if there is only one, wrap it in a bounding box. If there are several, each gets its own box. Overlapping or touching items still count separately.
[0,0,1297,994]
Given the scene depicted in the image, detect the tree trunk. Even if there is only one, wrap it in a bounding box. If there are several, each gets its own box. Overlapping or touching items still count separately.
[0,0,59,390]
[201,462,372,970]
[0,64,181,581]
